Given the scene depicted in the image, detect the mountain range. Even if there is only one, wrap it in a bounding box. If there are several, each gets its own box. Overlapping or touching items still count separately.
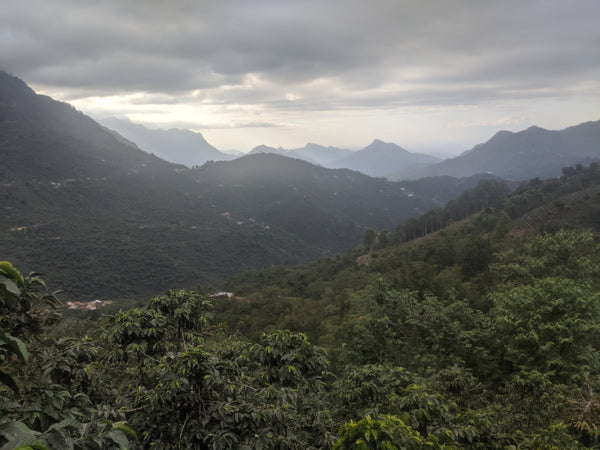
[103,115,600,182]
[390,122,600,180]
[1,71,466,300]
[2,70,598,301]
[247,140,440,178]
[100,117,236,167]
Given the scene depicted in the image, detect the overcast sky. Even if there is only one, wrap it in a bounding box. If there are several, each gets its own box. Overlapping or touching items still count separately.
[2,0,599,154]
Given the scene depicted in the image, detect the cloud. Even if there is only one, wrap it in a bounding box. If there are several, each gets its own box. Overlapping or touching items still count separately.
[2,0,599,150]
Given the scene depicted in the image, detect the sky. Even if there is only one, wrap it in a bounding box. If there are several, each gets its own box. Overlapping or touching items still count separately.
[2,0,599,155]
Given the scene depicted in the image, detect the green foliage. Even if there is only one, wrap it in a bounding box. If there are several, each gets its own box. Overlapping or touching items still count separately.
[400,179,511,241]
[333,365,416,419]
[0,261,60,335]
[3,164,600,448]
[333,414,449,449]
[490,229,600,287]
[148,288,213,332]
[0,262,137,449]
[459,236,492,278]
[246,330,330,387]
[215,170,600,448]
[521,422,581,450]
[491,278,600,382]
[126,329,334,448]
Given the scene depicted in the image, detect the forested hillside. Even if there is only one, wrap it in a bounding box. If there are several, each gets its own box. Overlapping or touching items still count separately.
[2,164,600,448]
[2,72,484,301]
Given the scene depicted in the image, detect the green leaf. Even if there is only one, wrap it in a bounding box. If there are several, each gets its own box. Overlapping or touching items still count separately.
[0,330,29,362]
[15,439,49,450]
[46,417,78,432]
[106,429,129,449]
[0,261,25,286]
[0,275,21,296]
[0,422,41,450]
[112,422,137,440]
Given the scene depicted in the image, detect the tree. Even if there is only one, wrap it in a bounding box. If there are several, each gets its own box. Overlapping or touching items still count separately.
[460,236,493,279]
[491,277,600,383]
[333,415,447,449]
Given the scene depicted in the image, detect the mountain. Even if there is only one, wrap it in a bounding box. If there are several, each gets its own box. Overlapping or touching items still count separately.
[393,121,600,180]
[0,73,170,182]
[246,140,443,179]
[1,72,456,301]
[0,72,321,299]
[291,143,353,166]
[100,117,234,167]
[191,153,440,251]
[248,144,315,163]
[248,143,353,166]
[326,139,441,178]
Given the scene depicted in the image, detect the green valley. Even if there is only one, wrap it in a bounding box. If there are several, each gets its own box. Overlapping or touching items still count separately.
[2,163,600,448]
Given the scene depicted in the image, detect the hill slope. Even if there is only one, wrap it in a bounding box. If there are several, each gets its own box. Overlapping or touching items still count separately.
[394,121,600,180]
[222,162,600,343]
[192,154,441,251]
[0,73,320,299]
[0,72,170,181]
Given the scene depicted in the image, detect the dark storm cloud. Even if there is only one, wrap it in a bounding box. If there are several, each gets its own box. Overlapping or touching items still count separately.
[2,0,599,110]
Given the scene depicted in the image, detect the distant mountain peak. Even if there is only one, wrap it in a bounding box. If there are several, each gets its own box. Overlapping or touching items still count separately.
[100,116,232,167]
[399,120,600,181]
[361,139,411,155]
[250,144,278,153]
[327,139,440,178]
[526,125,545,131]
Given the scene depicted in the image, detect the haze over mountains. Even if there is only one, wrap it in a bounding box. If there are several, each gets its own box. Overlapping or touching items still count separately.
[1,71,456,299]
[101,111,599,182]
[325,139,440,178]
[100,117,236,167]
[390,121,600,181]
[1,71,599,300]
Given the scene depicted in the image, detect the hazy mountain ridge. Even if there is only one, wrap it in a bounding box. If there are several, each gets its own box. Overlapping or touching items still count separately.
[0,72,322,298]
[98,112,599,184]
[247,143,353,166]
[292,143,353,165]
[248,144,315,164]
[247,139,440,177]
[392,121,600,180]
[101,117,235,167]
[325,139,441,177]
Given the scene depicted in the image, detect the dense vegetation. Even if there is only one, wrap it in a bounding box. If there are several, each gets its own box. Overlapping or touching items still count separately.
[2,164,600,448]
